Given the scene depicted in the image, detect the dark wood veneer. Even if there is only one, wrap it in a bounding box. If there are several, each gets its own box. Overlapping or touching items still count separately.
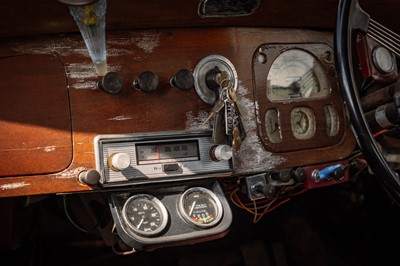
[0,28,355,197]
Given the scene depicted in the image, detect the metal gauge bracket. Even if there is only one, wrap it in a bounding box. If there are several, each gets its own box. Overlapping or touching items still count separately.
[108,181,232,251]
[193,55,238,105]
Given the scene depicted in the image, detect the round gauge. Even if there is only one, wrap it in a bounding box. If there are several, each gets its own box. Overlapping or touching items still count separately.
[290,107,316,140]
[265,109,282,143]
[372,46,394,74]
[122,194,168,236]
[267,49,330,101]
[324,105,339,136]
[178,187,223,228]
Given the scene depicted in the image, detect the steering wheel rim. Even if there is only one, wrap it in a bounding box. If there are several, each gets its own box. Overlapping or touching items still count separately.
[334,0,400,204]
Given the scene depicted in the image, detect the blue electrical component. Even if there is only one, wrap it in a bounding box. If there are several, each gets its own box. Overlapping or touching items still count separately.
[312,164,344,182]
[319,164,344,180]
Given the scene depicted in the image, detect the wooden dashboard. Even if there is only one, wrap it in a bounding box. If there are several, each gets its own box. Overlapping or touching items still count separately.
[0,26,355,197]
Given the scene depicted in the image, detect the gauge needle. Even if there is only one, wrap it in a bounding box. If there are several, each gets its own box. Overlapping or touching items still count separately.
[189,201,196,216]
[137,218,144,228]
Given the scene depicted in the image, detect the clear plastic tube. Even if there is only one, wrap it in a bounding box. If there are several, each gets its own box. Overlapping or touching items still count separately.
[69,0,107,76]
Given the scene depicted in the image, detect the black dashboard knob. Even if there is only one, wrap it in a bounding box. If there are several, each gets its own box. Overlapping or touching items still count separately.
[292,167,306,181]
[170,69,194,91]
[133,71,159,93]
[271,169,291,183]
[97,72,124,94]
[78,169,100,186]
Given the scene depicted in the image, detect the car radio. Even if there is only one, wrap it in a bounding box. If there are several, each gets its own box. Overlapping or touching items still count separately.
[94,131,233,187]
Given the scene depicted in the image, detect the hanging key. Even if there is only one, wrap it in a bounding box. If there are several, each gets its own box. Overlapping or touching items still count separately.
[232,125,242,150]
[212,110,226,144]
[221,80,237,136]
[227,82,247,141]
[202,80,232,124]
[201,99,225,126]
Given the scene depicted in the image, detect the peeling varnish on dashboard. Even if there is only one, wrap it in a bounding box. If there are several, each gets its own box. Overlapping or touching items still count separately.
[108,115,133,121]
[0,182,30,190]
[0,145,57,152]
[235,82,285,172]
[135,32,160,53]
[43,146,56,152]
[185,110,211,131]
[108,31,160,55]
[54,167,86,179]
[10,32,159,90]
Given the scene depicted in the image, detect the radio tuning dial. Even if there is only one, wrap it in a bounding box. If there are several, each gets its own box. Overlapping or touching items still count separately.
[210,145,232,161]
[108,152,131,171]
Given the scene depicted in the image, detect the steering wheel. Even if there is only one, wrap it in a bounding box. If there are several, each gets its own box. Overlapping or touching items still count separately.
[334,0,400,204]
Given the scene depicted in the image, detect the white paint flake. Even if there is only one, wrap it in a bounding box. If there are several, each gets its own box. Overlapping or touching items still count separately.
[135,32,160,53]
[54,167,86,179]
[108,115,133,121]
[235,82,285,172]
[0,182,30,190]
[43,146,56,152]
[185,110,212,131]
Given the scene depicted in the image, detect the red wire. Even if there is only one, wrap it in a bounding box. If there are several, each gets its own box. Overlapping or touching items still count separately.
[373,129,388,138]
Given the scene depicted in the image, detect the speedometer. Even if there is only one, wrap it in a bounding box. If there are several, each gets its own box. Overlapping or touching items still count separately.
[122,194,168,236]
[267,49,330,101]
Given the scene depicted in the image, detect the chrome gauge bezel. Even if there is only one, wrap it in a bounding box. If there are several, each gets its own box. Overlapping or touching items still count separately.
[122,194,169,237]
[193,55,238,105]
[178,187,223,228]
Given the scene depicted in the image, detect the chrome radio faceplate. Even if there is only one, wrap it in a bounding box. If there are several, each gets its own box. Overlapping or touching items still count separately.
[94,131,233,186]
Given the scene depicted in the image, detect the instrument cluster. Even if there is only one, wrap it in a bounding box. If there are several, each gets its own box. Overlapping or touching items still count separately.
[253,43,346,153]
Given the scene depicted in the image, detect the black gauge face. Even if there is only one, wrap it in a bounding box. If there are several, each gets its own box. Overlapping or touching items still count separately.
[179,187,223,228]
[122,194,168,236]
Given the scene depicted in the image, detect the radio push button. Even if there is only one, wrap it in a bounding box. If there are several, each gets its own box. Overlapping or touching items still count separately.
[108,152,131,171]
[162,163,180,173]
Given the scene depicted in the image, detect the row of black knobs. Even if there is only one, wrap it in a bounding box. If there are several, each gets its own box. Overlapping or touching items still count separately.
[97,69,194,94]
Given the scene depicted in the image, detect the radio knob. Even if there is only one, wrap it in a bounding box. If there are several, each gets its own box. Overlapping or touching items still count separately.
[108,152,131,171]
[210,145,232,161]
